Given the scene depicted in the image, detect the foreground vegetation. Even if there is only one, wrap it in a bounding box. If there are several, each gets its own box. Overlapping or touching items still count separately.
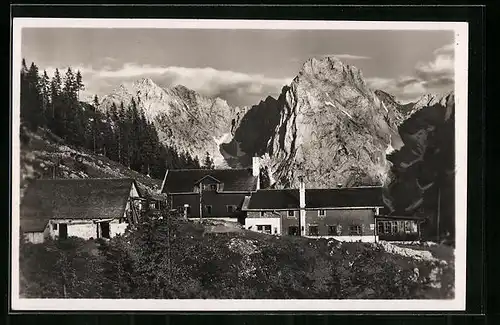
[20,211,454,299]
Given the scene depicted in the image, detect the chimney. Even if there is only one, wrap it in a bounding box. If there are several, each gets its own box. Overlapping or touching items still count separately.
[252,156,260,190]
[299,176,306,209]
[298,176,306,237]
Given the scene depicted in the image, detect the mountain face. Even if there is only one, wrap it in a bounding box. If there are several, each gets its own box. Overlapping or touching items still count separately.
[374,89,416,123]
[100,79,243,167]
[97,58,450,193]
[226,56,403,188]
[221,94,284,168]
[384,91,455,239]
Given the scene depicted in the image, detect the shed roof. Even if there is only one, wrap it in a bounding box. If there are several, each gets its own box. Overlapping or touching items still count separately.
[161,168,258,193]
[243,186,384,210]
[20,178,139,232]
[305,187,384,208]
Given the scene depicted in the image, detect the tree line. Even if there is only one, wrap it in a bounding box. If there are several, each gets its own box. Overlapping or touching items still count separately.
[20,59,206,179]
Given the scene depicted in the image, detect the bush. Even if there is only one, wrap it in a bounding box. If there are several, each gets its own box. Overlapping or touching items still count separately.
[19,211,454,299]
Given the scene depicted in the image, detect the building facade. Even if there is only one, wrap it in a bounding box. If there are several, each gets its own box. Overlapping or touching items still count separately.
[160,157,260,223]
[20,178,145,243]
[242,178,387,242]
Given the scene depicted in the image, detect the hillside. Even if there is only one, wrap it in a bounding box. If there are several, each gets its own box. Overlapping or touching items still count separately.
[20,127,162,199]
[19,212,454,299]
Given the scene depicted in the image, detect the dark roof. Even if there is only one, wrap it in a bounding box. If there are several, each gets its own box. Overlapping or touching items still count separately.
[305,187,384,208]
[20,178,138,232]
[162,168,258,193]
[246,189,300,210]
[244,187,384,210]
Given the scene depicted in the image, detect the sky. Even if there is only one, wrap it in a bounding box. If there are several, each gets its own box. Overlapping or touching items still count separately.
[21,28,455,106]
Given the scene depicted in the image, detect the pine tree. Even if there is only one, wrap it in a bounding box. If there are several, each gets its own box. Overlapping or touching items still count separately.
[92,95,99,112]
[49,68,63,134]
[39,70,51,122]
[75,70,84,100]
[118,102,127,165]
[20,61,43,130]
[203,151,215,169]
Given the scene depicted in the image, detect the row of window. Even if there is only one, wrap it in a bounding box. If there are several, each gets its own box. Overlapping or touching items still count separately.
[377,220,418,235]
[194,184,219,192]
[256,225,279,234]
[308,224,362,236]
[260,210,327,217]
[257,224,363,236]
[176,204,238,215]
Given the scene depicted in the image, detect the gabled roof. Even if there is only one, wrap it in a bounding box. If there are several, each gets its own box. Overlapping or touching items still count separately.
[161,168,258,193]
[20,178,140,232]
[194,174,221,185]
[243,186,384,210]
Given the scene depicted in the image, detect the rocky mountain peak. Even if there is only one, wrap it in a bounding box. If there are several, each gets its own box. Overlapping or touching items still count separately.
[374,89,398,104]
[238,57,403,188]
[408,91,454,118]
[134,77,156,87]
[297,56,365,87]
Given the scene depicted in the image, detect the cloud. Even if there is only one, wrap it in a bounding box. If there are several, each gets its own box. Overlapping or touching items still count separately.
[325,54,371,60]
[42,63,292,107]
[367,43,454,103]
[433,43,455,56]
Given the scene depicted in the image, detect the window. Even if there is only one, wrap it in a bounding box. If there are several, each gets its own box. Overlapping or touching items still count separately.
[384,221,391,234]
[308,225,319,236]
[53,223,58,230]
[260,211,265,217]
[328,225,337,236]
[226,205,235,213]
[257,225,271,234]
[378,221,385,234]
[404,221,411,233]
[210,184,218,191]
[391,221,399,234]
[349,225,362,236]
[205,205,212,214]
[288,210,295,217]
[274,227,278,234]
[318,210,326,217]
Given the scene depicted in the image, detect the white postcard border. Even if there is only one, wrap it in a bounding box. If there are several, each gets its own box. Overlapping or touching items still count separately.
[11,18,469,311]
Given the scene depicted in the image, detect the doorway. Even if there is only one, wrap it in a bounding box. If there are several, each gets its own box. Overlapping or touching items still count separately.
[100,222,110,239]
[288,226,299,236]
[59,223,68,239]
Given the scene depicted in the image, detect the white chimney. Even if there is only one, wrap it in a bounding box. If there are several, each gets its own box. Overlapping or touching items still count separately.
[299,176,306,208]
[298,176,306,236]
[252,156,260,190]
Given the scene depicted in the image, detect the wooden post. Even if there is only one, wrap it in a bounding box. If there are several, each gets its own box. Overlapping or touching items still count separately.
[437,187,441,241]
[199,184,203,222]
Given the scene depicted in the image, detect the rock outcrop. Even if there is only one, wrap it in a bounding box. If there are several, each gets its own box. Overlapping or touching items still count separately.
[263,56,403,188]
[100,78,243,167]
[385,91,455,239]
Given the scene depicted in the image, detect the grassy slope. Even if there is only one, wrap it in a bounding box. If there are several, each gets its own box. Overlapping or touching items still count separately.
[20,128,162,196]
